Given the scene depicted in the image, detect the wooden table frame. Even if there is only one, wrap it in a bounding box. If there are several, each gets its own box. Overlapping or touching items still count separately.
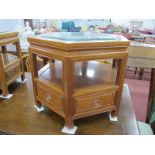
[0,32,26,98]
[28,33,129,134]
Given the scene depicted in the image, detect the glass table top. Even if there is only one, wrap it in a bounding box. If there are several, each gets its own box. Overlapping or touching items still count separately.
[37,32,121,42]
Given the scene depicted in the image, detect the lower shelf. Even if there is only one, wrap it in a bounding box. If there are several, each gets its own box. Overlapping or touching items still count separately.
[38,60,117,90]
[34,60,119,120]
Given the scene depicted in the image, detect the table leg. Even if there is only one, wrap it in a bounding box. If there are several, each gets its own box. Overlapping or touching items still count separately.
[139,68,144,80]
[16,41,26,82]
[81,61,88,76]
[0,53,12,98]
[62,58,77,134]
[112,57,128,117]
[29,52,44,110]
[112,59,116,68]
[146,68,155,123]
[1,46,7,54]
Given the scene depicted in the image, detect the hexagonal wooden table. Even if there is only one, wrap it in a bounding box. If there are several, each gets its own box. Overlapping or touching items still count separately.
[28,32,129,134]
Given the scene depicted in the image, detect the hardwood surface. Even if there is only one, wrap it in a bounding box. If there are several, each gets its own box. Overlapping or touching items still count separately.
[28,32,129,129]
[0,73,139,135]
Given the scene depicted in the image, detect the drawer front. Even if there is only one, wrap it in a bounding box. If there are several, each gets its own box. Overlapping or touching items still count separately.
[74,91,115,113]
[37,83,63,111]
[5,63,21,81]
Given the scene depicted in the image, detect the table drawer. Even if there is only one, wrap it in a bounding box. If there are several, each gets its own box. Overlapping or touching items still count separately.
[74,91,115,113]
[5,63,21,81]
[37,83,63,111]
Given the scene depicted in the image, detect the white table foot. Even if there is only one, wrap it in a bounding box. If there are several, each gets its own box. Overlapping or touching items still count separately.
[61,126,78,134]
[34,104,45,112]
[16,78,28,84]
[0,94,13,99]
[109,113,118,121]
